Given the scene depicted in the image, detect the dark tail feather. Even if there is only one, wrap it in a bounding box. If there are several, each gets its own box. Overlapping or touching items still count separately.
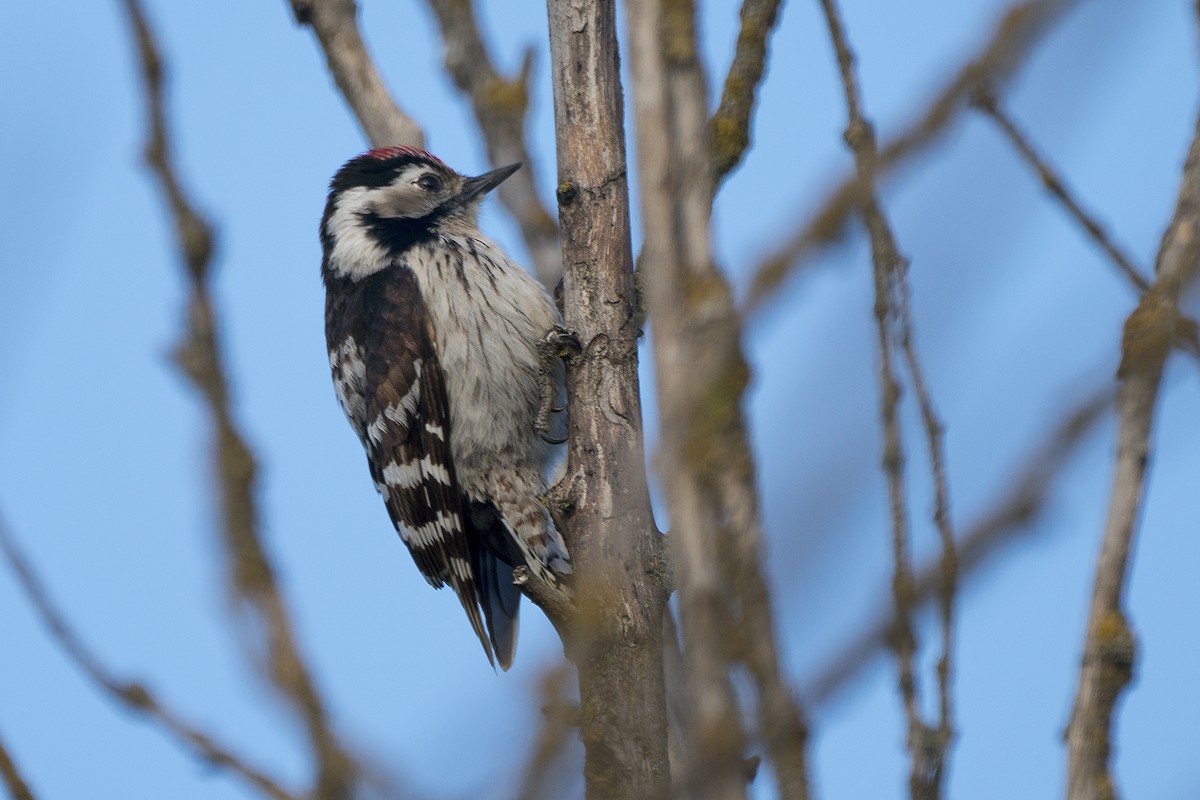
[477,547,520,670]
[467,500,522,670]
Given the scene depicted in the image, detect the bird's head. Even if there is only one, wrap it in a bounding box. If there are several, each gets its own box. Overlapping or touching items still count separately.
[320,146,521,280]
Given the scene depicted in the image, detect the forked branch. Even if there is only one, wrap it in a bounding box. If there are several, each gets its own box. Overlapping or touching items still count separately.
[747,0,1081,312]
[974,88,1200,364]
[707,0,785,189]
[816,0,957,793]
[1066,107,1200,800]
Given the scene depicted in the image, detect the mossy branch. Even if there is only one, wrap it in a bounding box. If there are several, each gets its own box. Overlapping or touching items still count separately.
[1067,110,1200,797]
[706,0,784,188]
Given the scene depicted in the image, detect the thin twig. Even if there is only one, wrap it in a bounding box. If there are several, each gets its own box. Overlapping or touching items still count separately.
[707,0,785,188]
[746,0,1080,313]
[816,0,955,794]
[119,3,356,796]
[0,726,36,800]
[423,0,562,288]
[0,515,298,800]
[818,0,919,754]
[973,89,1200,364]
[286,0,424,147]
[805,385,1112,707]
[1066,108,1200,800]
[972,88,1151,293]
[901,328,958,769]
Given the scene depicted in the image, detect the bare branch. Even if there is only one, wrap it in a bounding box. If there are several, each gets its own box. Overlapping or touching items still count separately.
[707,0,785,188]
[660,610,694,797]
[746,0,1080,313]
[544,1,670,796]
[625,2,747,795]
[0,726,36,800]
[976,90,1200,372]
[511,565,575,649]
[423,0,562,287]
[901,328,958,769]
[0,515,299,800]
[1066,108,1200,800]
[287,0,424,147]
[816,0,956,793]
[625,0,810,797]
[806,385,1112,707]
[972,88,1151,293]
[119,3,356,796]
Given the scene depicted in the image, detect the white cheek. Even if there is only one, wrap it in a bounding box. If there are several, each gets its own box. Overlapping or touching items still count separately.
[326,187,391,279]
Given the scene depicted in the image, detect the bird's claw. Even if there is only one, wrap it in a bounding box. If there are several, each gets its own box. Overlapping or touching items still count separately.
[535,326,580,438]
[540,325,582,365]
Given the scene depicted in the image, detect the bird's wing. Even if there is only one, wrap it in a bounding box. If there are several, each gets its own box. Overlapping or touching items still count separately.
[352,267,495,666]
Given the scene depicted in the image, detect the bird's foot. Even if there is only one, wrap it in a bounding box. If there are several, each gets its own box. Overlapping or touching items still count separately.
[536,326,581,442]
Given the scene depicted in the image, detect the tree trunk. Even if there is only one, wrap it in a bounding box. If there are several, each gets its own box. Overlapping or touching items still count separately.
[544,1,671,798]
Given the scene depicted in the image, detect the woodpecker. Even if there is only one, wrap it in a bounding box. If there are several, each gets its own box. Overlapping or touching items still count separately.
[320,146,570,669]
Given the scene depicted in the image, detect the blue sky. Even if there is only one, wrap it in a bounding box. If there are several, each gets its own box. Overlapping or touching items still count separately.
[2,2,1198,799]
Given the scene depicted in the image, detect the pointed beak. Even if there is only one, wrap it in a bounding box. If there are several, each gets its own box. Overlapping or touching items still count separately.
[460,162,522,203]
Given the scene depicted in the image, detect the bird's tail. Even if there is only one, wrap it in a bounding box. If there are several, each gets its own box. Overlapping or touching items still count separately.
[466,501,522,670]
[476,546,520,670]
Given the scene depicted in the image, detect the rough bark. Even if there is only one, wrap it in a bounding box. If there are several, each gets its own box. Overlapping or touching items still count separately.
[544,2,671,798]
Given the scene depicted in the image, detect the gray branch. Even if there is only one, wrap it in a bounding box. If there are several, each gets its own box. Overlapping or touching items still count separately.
[816,0,957,792]
[544,1,671,797]
[1066,107,1200,800]
[625,1,810,797]
[288,0,425,148]
[746,0,1081,314]
[122,2,357,796]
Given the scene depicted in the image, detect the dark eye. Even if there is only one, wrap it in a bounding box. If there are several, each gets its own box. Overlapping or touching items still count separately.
[417,173,443,192]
